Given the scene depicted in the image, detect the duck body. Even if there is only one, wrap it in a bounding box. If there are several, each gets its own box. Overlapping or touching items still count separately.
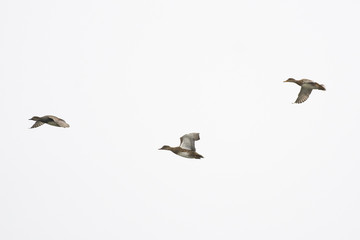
[159,133,204,159]
[159,146,204,159]
[29,115,70,128]
[284,78,326,103]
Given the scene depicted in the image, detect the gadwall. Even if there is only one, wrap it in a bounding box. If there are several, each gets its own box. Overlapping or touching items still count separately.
[29,115,70,128]
[284,78,326,104]
[159,133,204,159]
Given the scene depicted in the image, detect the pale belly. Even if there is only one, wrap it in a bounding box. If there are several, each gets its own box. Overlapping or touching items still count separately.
[177,151,193,158]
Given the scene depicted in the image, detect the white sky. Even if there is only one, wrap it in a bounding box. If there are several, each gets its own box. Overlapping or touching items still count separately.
[1,0,360,239]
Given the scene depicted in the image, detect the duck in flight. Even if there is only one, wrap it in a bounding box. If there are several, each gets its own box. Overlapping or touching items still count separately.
[159,133,204,159]
[284,78,326,104]
[29,115,70,129]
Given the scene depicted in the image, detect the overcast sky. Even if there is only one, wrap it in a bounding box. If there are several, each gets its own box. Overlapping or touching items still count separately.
[1,0,360,239]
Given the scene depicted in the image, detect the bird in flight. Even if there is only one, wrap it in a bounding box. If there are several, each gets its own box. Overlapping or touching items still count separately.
[29,115,70,129]
[284,78,326,104]
[159,133,204,159]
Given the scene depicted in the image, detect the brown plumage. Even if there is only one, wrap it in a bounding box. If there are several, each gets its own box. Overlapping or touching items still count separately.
[29,115,70,129]
[159,146,204,159]
[284,78,326,104]
[159,133,204,159]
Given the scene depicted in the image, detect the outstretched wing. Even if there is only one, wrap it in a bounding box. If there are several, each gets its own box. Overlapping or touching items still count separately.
[180,133,200,151]
[295,87,313,104]
[30,121,44,129]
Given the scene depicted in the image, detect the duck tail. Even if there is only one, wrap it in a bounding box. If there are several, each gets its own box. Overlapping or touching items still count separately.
[319,84,326,91]
[195,154,204,159]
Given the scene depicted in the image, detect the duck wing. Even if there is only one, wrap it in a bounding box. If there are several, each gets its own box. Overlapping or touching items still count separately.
[295,87,313,104]
[30,121,44,128]
[180,133,200,151]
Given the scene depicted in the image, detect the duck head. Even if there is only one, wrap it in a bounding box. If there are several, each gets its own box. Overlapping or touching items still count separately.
[29,116,40,121]
[159,145,172,150]
[284,78,296,83]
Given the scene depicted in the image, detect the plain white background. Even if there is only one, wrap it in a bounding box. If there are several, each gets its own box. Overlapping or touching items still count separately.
[1,0,359,239]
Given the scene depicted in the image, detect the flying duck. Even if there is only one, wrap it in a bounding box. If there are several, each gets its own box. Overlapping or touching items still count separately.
[29,115,70,128]
[284,78,326,104]
[159,133,204,159]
